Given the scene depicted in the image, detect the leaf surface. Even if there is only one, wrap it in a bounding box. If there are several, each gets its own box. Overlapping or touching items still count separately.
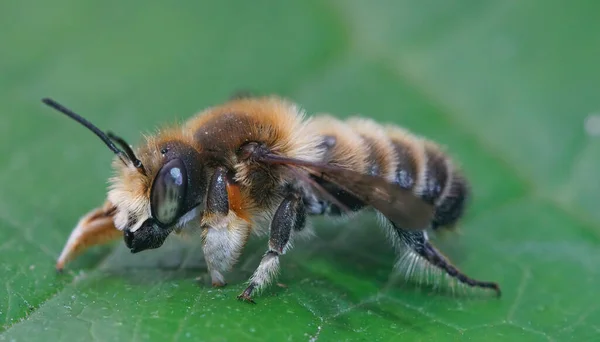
[1,0,599,341]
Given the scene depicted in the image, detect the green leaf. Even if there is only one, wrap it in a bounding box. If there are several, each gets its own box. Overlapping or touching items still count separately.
[2,0,599,340]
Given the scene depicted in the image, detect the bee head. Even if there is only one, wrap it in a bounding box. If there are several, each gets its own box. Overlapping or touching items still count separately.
[108,136,207,253]
[42,98,207,254]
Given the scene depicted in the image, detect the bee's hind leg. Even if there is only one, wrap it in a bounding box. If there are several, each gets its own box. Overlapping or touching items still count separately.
[390,222,501,296]
[237,192,305,304]
[56,200,121,271]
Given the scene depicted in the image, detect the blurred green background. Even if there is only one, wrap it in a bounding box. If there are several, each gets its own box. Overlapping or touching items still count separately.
[2,0,600,341]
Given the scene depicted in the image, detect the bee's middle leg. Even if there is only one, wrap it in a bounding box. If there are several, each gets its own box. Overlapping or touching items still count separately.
[201,167,250,287]
[237,192,305,304]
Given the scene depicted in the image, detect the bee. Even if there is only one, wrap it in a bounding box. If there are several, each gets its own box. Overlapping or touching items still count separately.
[42,94,501,303]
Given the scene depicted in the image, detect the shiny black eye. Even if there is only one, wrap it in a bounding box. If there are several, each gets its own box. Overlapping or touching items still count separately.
[150,158,187,226]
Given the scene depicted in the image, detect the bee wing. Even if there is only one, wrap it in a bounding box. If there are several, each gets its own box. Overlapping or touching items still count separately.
[259,154,434,230]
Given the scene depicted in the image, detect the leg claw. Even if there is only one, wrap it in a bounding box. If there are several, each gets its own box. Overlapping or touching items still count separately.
[237,284,257,304]
[236,293,256,304]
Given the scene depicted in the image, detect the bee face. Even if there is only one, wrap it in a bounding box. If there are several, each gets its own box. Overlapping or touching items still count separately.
[108,137,207,253]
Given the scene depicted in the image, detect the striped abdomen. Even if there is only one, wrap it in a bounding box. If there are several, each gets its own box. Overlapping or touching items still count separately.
[308,116,469,230]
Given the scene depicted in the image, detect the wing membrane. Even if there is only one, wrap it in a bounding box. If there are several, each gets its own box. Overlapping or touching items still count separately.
[259,154,434,230]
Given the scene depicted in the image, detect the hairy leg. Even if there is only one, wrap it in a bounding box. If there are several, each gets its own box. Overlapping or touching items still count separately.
[56,200,121,271]
[202,220,250,287]
[201,167,251,287]
[238,192,305,303]
[386,220,501,296]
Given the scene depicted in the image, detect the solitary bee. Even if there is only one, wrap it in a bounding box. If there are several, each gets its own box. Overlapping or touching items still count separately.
[43,94,500,303]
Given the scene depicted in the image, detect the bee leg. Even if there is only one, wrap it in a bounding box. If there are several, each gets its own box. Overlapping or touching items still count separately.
[202,221,249,288]
[56,200,121,271]
[237,192,305,304]
[201,167,249,287]
[394,226,501,296]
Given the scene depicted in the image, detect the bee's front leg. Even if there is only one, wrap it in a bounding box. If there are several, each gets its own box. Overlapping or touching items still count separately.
[237,192,305,304]
[56,200,121,271]
[201,167,250,287]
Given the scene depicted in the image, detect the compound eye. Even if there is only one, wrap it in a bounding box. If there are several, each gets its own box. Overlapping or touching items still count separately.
[150,158,187,226]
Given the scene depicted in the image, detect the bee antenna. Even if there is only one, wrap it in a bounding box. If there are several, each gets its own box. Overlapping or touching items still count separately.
[41,98,131,167]
[107,131,145,172]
